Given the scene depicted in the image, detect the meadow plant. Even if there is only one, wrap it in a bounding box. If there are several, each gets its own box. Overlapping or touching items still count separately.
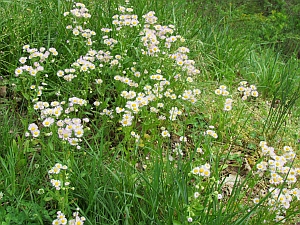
[262,60,300,138]
[13,45,59,101]
[13,0,204,222]
[5,0,300,224]
[48,163,87,224]
[237,81,259,101]
[52,210,85,225]
[186,140,300,224]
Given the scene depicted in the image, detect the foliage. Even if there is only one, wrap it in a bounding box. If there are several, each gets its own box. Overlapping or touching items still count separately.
[0,0,300,225]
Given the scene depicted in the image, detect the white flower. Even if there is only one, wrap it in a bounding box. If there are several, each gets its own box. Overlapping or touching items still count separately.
[194,192,200,198]
[28,123,39,132]
[179,136,187,142]
[196,148,203,154]
[161,130,170,138]
[32,130,40,138]
[93,101,101,106]
[224,104,232,111]
[95,79,103,84]
[42,117,55,127]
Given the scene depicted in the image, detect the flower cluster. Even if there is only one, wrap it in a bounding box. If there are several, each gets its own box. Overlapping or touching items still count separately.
[52,210,85,225]
[214,85,233,111]
[191,163,211,177]
[130,131,141,142]
[237,81,258,100]
[57,68,77,82]
[169,107,182,121]
[48,163,70,191]
[205,126,218,139]
[57,117,86,147]
[257,141,298,185]
[64,3,95,46]
[15,45,58,97]
[120,112,134,126]
[142,11,158,25]
[170,47,200,76]
[115,75,138,87]
[223,98,233,111]
[27,123,41,138]
[181,89,201,104]
[253,141,300,222]
[65,5,198,138]
[68,211,86,225]
[12,5,217,131]
[171,136,188,157]
[103,37,118,48]
[69,3,91,18]
[29,98,89,148]
[253,186,300,223]
[214,85,229,96]
[112,6,139,30]
[52,211,68,225]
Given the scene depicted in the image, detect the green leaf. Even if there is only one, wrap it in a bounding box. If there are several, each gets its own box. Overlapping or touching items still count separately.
[193,204,204,211]
[16,159,27,171]
[173,220,182,225]
[221,164,228,170]
[43,196,53,202]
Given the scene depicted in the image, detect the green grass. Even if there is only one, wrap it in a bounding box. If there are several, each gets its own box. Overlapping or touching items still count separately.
[0,0,300,224]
